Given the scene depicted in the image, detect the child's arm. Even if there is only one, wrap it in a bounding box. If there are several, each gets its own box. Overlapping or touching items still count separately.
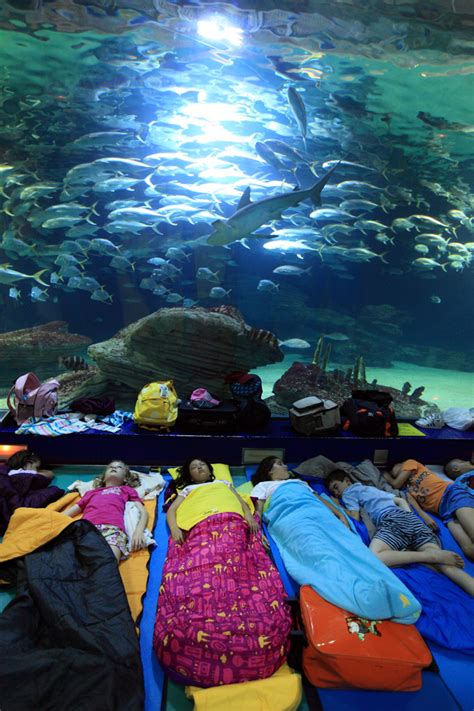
[63,504,82,517]
[230,486,259,533]
[130,501,149,551]
[315,493,352,528]
[166,496,185,543]
[406,492,439,531]
[394,496,411,512]
[384,467,412,489]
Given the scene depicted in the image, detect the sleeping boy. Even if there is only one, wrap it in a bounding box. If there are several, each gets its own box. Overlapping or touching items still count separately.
[326,470,474,597]
[386,459,474,561]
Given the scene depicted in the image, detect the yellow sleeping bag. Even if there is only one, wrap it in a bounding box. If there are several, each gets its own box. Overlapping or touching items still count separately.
[185,663,302,711]
[176,482,254,531]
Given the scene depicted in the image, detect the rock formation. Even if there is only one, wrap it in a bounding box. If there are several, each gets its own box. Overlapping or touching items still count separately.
[272,361,441,419]
[88,306,283,401]
[0,321,91,386]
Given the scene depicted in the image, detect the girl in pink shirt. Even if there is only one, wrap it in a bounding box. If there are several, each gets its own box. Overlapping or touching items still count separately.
[64,460,148,562]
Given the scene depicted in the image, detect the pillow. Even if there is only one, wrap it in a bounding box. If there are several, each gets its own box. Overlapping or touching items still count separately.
[236,480,254,495]
[167,463,233,484]
[67,470,165,500]
[293,455,338,479]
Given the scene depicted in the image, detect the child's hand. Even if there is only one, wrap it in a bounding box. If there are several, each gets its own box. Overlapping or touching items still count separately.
[245,512,259,534]
[424,516,439,533]
[130,531,145,552]
[171,526,185,544]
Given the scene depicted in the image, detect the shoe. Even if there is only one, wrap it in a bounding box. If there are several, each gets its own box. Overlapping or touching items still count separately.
[415,413,444,429]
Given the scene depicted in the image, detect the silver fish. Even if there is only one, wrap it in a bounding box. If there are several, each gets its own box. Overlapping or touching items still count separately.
[287,87,307,147]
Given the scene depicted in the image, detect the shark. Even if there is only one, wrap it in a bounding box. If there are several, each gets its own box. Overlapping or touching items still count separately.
[207,162,339,246]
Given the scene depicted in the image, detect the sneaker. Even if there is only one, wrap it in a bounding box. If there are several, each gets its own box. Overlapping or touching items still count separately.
[415,413,444,429]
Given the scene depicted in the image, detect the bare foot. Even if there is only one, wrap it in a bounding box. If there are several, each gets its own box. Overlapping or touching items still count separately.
[427,549,465,568]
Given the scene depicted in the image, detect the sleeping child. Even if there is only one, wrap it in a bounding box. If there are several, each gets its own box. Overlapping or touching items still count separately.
[166,457,258,542]
[386,459,474,561]
[6,451,54,480]
[63,460,148,562]
[326,469,474,597]
[250,456,349,527]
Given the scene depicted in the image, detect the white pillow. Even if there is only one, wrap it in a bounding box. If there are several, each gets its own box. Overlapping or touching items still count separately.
[67,470,165,500]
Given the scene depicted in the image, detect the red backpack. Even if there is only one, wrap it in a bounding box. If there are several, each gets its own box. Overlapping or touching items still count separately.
[7,372,59,424]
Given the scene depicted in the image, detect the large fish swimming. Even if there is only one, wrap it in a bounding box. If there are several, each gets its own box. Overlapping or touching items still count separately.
[207,163,339,246]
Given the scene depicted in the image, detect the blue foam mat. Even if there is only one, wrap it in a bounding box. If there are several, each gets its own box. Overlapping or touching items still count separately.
[140,486,167,711]
[248,465,474,711]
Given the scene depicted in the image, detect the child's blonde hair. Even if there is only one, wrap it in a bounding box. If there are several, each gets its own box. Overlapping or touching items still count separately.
[93,460,141,489]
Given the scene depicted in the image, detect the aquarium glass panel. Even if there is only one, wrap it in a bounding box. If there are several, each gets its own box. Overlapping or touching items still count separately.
[0,1,472,419]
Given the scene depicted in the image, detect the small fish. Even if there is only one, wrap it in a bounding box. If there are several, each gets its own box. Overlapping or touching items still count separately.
[165,247,189,261]
[109,255,135,272]
[279,338,311,349]
[412,258,447,271]
[58,355,89,371]
[0,266,48,286]
[30,286,49,302]
[414,244,429,255]
[196,267,220,283]
[323,332,349,342]
[209,287,232,299]
[430,295,442,304]
[91,288,113,303]
[257,279,279,293]
[255,141,287,172]
[166,292,184,304]
[287,86,307,147]
[140,277,157,291]
[152,285,169,296]
[182,298,199,307]
[8,287,21,300]
[273,265,311,276]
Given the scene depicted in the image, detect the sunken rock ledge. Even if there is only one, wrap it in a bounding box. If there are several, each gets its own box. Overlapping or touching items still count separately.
[0,321,91,385]
[88,306,283,400]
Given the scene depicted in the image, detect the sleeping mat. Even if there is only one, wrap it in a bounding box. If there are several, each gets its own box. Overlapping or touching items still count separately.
[264,481,421,624]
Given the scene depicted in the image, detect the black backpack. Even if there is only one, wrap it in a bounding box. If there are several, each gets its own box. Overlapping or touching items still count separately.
[229,374,271,430]
[340,390,398,437]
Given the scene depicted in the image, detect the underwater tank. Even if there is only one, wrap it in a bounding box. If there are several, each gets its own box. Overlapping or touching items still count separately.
[0,0,472,416]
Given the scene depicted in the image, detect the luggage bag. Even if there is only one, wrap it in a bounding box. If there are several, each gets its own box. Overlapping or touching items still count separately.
[300,585,432,691]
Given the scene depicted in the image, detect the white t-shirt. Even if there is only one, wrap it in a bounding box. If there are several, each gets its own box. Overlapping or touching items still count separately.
[178,479,231,498]
[250,478,311,501]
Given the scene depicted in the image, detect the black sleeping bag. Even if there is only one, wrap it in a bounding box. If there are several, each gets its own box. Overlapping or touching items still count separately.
[0,519,144,711]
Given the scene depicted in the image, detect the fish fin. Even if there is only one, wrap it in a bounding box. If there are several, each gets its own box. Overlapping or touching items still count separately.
[379,252,389,264]
[237,187,252,210]
[292,184,300,192]
[309,161,340,206]
[34,269,49,286]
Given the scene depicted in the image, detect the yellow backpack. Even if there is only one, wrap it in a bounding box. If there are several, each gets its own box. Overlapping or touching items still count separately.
[133,380,179,430]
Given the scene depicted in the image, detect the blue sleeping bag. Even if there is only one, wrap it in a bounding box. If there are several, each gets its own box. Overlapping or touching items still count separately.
[264,481,421,624]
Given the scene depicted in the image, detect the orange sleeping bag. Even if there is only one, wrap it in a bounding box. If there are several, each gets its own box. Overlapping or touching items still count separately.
[300,585,432,692]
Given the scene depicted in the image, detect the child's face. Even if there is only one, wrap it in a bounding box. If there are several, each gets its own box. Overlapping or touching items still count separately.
[328,477,351,498]
[270,459,289,481]
[104,461,127,485]
[189,459,212,483]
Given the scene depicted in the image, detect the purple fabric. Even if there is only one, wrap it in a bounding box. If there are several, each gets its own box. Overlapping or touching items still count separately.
[69,396,115,416]
[0,473,64,535]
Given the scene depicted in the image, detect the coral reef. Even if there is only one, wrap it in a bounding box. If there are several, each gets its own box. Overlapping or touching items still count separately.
[88,306,283,402]
[272,361,440,419]
[0,321,91,386]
